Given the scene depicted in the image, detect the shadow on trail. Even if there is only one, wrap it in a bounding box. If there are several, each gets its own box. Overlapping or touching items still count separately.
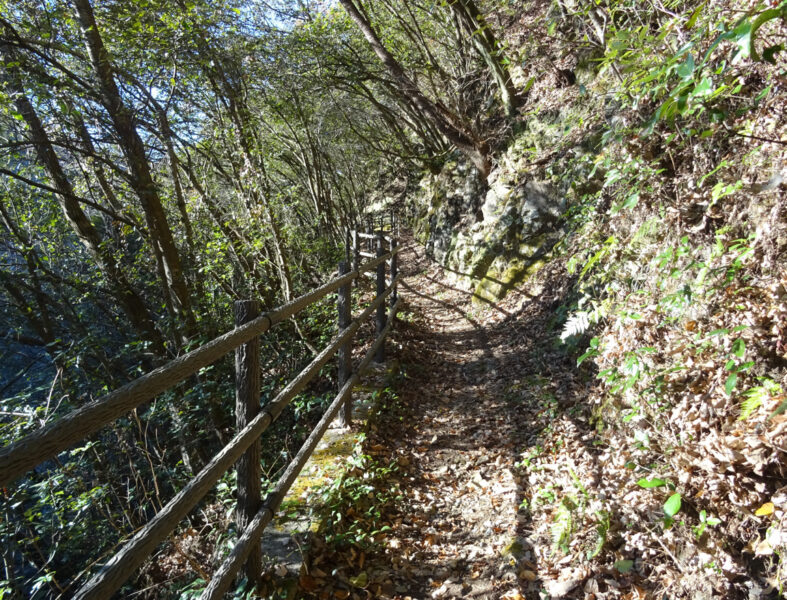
[297,237,605,600]
[362,236,602,599]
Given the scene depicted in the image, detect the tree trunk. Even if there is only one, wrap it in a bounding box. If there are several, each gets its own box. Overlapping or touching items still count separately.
[447,0,520,117]
[2,53,165,354]
[338,0,492,178]
[73,0,196,338]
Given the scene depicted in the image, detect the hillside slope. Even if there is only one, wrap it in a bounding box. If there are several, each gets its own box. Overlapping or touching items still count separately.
[291,2,787,598]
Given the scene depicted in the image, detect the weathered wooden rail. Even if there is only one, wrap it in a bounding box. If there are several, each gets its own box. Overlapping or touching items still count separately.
[0,228,402,599]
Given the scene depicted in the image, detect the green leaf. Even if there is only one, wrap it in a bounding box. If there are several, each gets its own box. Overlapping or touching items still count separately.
[637,477,668,488]
[762,44,784,64]
[664,493,682,517]
[685,3,705,30]
[614,559,634,573]
[577,348,598,366]
[731,338,745,357]
[756,84,773,101]
[731,21,753,63]
[677,54,695,79]
[349,572,368,588]
[692,77,713,97]
[725,373,738,396]
[623,192,639,210]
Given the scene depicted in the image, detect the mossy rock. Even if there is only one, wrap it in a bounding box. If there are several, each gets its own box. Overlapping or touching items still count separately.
[472,258,546,305]
[467,246,497,280]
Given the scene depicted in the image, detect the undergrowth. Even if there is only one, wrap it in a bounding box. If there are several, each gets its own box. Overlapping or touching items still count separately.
[504,1,787,598]
[262,386,405,599]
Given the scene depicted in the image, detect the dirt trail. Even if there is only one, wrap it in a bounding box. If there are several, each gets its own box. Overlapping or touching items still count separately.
[300,238,589,599]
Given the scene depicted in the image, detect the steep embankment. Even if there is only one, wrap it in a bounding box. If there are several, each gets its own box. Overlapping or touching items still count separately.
[393,1,787,597]
[290,224,784,599]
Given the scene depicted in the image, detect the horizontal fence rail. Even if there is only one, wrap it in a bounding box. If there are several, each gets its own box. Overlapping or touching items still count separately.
[2,225,402,599]
[74,275,401,600]
[0,249,397,488]
[202,297,401,600]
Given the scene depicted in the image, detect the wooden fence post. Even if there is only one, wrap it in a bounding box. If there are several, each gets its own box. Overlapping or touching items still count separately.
[234,300,262,586]
[352,230,360,275]
[375,234,386,364]
[390,238,398,309]
[337,261,353,426]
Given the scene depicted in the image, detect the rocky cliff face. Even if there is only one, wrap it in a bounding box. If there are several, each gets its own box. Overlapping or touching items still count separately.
[408,52,602,305]
[411,150,569,304]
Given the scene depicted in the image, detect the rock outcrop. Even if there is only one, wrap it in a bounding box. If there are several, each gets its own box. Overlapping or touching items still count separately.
[411,152,567,304]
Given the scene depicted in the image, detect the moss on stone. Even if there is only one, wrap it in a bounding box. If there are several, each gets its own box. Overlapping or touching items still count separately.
[471,257,547,305]
[468,247,496,280]
[283,430,360,506]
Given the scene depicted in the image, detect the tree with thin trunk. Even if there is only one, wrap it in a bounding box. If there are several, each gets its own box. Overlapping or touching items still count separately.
[73,0,197,338]
[446,0,520,117]
[1,47,165,354]
[337,0,492,178]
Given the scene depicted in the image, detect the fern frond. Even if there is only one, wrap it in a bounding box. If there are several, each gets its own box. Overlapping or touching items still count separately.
[560,311,590,342]
[587,510,609,560]
[551,498,575,553]
[740,387,766,420]
[741,378,783,420]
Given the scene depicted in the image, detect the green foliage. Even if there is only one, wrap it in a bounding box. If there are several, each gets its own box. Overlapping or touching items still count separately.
[637,478,668,489]
[310,446,401,549]
[693,510,722,538]
[663,493,682,518]
[595,1,786,134]
[535,4,785,587]
[587,510,610,560]
[740,378,783,420]
[551,497,576,554]
[576,336,599,366]
[614,559,634,574]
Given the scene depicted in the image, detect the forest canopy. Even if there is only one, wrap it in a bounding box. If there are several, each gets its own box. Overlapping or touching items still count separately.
[0,0,518,596]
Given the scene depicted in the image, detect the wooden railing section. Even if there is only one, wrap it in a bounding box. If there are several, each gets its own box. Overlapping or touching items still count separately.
[0,229,402,600]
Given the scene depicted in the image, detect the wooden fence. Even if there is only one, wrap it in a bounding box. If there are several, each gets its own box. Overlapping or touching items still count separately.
[0,229,402,600]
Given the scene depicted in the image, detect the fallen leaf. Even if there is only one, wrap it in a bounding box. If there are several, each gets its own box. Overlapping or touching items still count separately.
[349,571,368,588]
[300,575,319,592]
[519,569,538,581]
[755,502,775,516]
[755,539,774,556]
